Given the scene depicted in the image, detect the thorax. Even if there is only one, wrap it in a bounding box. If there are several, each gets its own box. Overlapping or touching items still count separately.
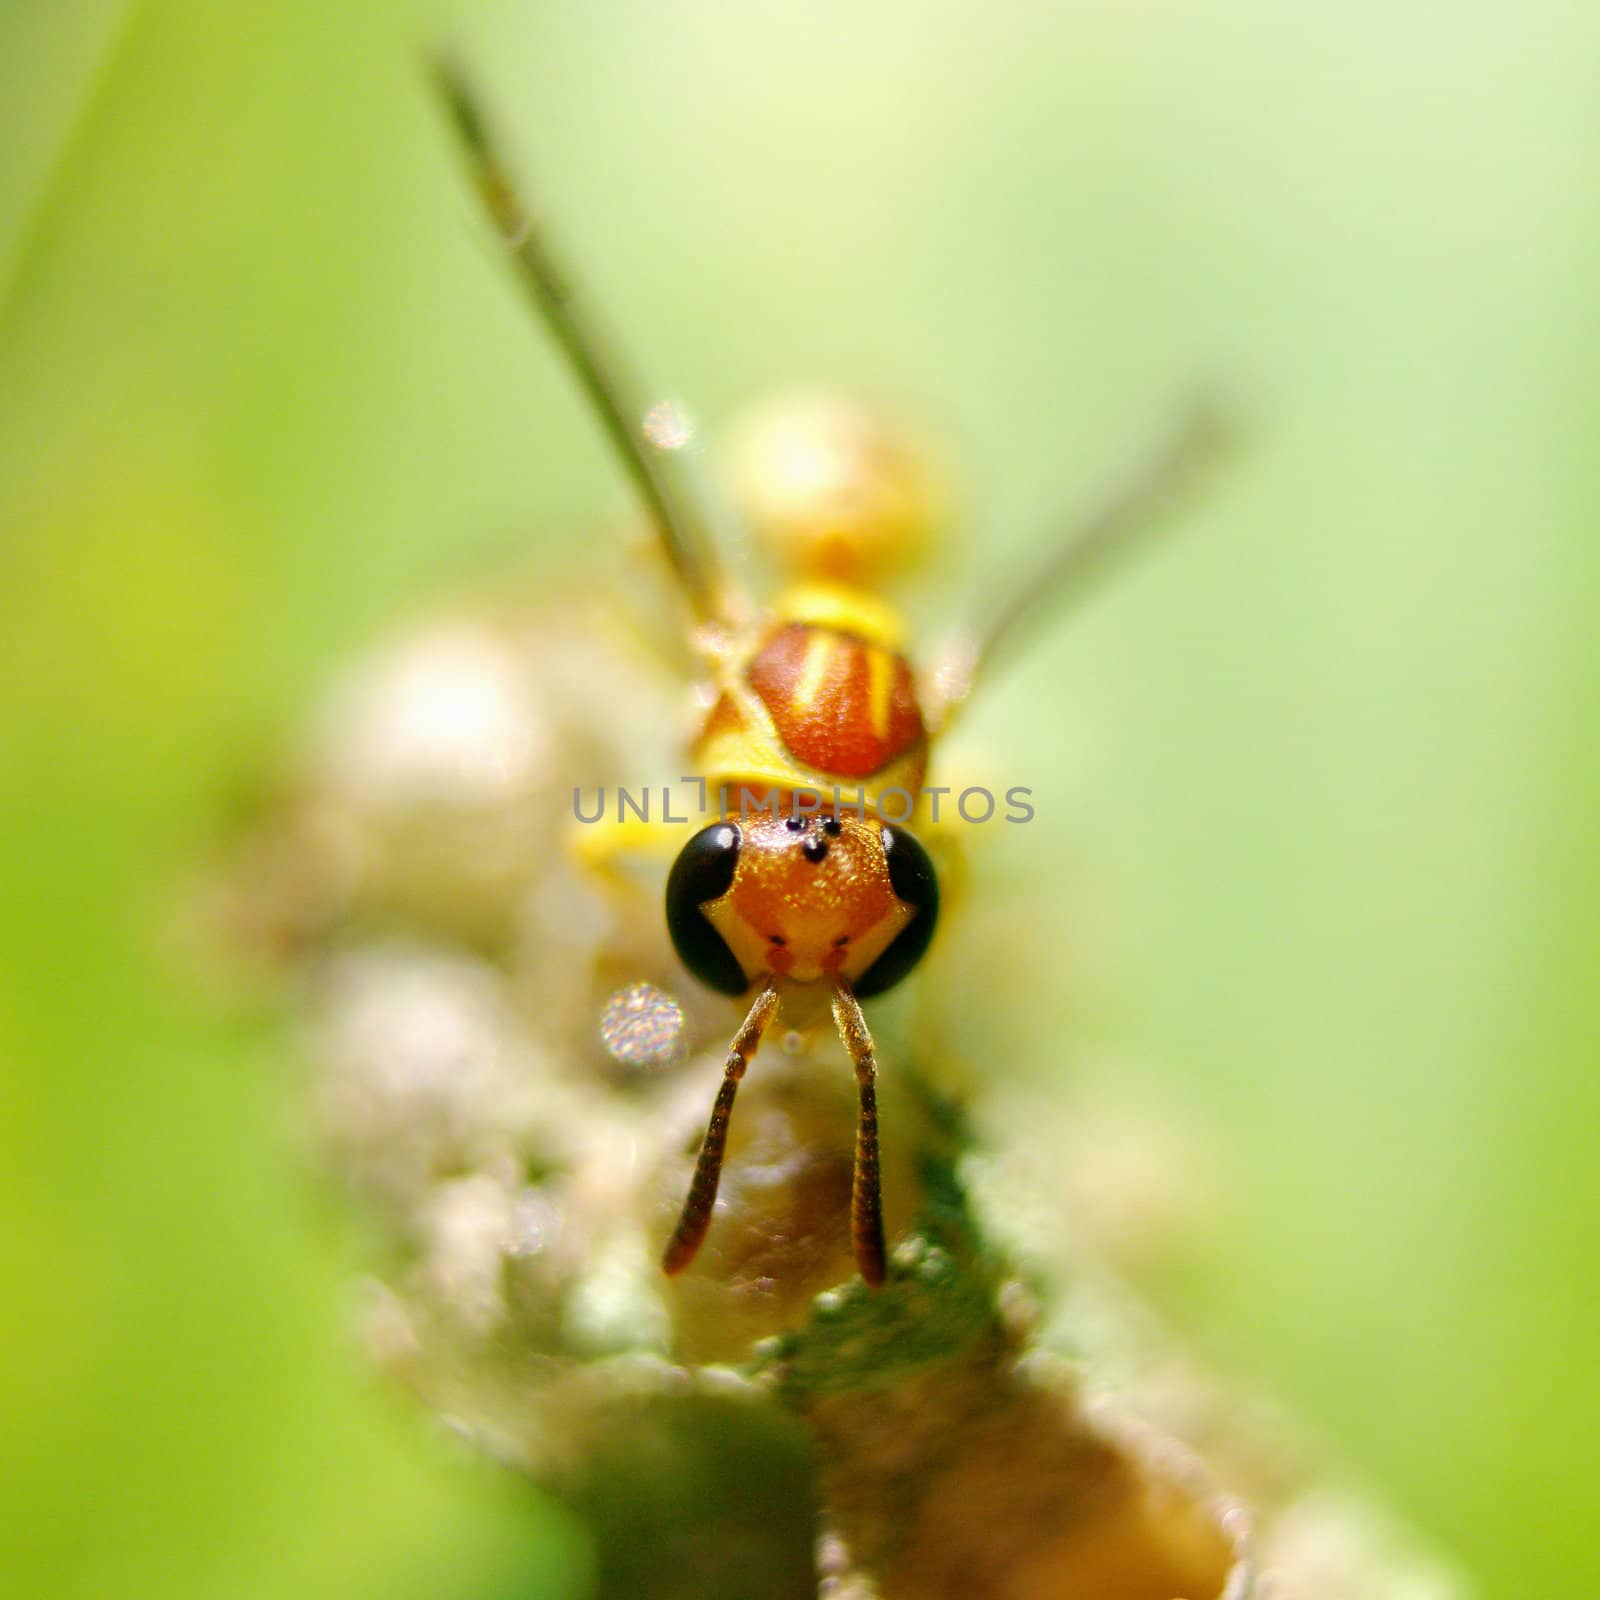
[692,581,929,812]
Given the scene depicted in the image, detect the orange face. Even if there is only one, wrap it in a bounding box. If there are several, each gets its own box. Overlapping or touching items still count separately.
[665,810,940,999]
[702,812,911,985]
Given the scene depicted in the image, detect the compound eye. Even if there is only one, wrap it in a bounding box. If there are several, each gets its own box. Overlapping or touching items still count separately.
[665,822,750,996]
[853,823,940,999]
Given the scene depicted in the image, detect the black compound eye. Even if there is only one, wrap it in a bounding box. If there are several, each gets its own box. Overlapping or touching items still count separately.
[854,824,940,999]
[665,822,750,996]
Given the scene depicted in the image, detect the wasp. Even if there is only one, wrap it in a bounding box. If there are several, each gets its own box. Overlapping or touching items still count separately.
[436,62,1223,1289]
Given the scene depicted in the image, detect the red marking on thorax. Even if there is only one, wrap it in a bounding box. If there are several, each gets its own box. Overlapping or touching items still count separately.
[746,622,924,780]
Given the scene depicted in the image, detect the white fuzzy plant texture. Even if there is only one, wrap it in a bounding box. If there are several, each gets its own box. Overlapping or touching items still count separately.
[212,588,1468,1600]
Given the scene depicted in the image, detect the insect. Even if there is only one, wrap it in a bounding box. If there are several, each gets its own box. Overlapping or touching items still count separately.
[436,61,1223,1288]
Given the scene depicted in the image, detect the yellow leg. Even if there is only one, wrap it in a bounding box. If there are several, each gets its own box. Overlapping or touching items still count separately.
[568,811,692,875]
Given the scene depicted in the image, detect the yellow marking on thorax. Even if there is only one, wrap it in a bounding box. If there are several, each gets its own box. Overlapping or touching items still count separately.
[866,646,893,739]
[794,631,837,709]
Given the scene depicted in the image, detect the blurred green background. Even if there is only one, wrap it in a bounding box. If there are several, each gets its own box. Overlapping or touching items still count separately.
[3,1,1598,1596]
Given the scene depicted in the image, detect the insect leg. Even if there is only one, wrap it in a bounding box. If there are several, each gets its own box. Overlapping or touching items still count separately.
[830,977,888,1287]
[929,399,1233,726]
[570,813,692,877]
[433,57,728,629]
[662,979,781,1275]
